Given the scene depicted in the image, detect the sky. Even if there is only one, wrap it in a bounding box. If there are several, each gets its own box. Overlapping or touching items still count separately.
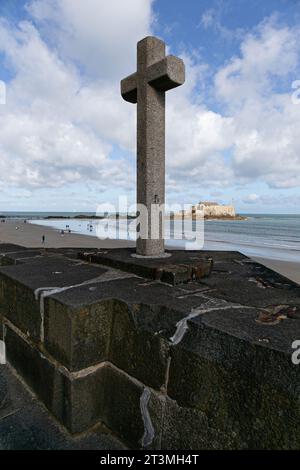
[0,0,300,213]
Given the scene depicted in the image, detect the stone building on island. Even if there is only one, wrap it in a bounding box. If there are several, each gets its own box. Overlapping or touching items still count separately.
[194,201,236,218]
[178,201,238,219]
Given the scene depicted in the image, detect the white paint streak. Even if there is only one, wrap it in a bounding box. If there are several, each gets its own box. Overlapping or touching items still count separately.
[0,341,6,365]
[34,275,106,342]
[34,287,64,342]
[140,388,155,448]
[170,298,253,345]
[170,309,203,346]
[71,362,107,379]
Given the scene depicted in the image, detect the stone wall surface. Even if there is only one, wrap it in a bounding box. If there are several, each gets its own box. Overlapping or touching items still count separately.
[0,244,299,449]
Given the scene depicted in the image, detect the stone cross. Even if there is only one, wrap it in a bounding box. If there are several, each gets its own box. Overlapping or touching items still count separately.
[121,36,185,257]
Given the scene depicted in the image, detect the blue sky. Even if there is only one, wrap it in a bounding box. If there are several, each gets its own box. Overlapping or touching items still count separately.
[0,0,300,213]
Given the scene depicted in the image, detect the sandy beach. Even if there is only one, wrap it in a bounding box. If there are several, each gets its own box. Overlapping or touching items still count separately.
[0,219,299,285]
[252,257,300,286]
[0,219,135,249]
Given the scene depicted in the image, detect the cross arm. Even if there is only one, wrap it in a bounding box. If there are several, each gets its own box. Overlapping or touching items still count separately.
[121,72,138,103]
[147,55,185,92]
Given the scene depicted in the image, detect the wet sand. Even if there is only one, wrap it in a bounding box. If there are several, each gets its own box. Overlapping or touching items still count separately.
[0,219,299,285]
[0,219,134,249]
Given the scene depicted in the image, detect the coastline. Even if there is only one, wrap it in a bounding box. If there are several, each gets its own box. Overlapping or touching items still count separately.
[252,257,300,286]
[171,214,248,221]
[0,219,135,249]
[0,219,299,285]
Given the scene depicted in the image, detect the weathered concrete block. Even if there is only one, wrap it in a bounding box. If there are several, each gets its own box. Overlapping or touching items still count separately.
[63,365,107,434]
[0,257,107,341]
[45,284,174,386]
[46,277,208,387]
[170,349,300,449]
[0,250,42,266]
[0,361,34,422]
[110,302,171,390]
[79,248,213,285]
[5,324,108,433]
[167,306,300,449]
[102,365,164,449]
[1,245,300,449]
[0,362,125,450]
[159,265,192,285]
[0,244,26,256]
[5,325,65,422]
[5,322,166,441]
[44,296,115,371]
[192,260,213,280]
[161,397,240,450]
[0,274,41,341]
[201,265,300,309]
[0,314,3,341]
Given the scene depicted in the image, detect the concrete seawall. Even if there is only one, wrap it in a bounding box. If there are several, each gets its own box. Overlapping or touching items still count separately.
[0,244,300,449]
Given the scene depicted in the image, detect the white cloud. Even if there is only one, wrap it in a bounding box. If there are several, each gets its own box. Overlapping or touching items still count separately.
[243,193,260,204]
[0,0,235,196]
[27,0,153,79]
[241,192,300,208]
[169,20,300,192]
[165,54,235,187]
[215,20,300,189]
[201,9,216,29]
[0,3,300,208]
[199,6,244,42]
[215,21,299,105]
[0,0,151,191]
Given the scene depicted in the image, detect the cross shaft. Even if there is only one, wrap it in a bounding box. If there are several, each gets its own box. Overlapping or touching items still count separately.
[121,36,185,257]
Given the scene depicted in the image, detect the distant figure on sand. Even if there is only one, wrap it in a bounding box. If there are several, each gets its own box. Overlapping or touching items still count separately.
[42,235,45,245]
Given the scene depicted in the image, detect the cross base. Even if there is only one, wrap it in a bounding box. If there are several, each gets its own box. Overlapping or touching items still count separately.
[131,252,172,260]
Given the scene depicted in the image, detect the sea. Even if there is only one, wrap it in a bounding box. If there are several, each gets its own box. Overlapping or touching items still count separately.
[2,212,300,263]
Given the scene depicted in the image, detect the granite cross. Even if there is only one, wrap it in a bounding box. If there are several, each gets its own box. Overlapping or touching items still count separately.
[121,36,185,257]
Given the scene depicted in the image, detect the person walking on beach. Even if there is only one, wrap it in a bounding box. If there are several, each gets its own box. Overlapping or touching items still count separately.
[42,235,45,245]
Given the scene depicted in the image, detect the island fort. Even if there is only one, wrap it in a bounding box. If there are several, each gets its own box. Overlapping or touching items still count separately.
[176,201,246,220]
